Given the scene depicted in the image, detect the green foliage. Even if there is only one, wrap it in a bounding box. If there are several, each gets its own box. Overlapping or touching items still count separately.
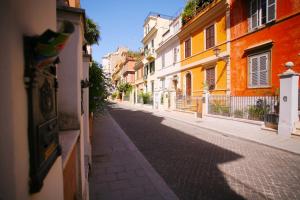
[139,92,151,104]
[89,61,110,112]
[181,0,214,25]
[85,17,100,45]
[248,99,270,121]
[161,95,164,104]
[126,51,142,59]
[233,109,244,118]
[117,83,132,94]
[210,100,230,116]
[111,91,118,100]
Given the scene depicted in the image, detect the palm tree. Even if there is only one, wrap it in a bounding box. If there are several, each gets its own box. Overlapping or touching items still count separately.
[85,17,100,45]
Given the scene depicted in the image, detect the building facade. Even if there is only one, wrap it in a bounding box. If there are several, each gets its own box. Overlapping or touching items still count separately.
[134,58,145,104]
[178,0,230,97]
[142,12,174,106]
[230,0,300,96]
[155,16,182,110]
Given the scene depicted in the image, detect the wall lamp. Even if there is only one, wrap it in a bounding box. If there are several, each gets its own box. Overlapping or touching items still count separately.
[213,47,229,62]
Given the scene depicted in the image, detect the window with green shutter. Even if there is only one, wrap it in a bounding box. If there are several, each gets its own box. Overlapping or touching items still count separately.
[248,52,270,88]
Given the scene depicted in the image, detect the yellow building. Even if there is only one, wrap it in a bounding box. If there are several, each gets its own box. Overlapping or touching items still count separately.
[179,0,230,97]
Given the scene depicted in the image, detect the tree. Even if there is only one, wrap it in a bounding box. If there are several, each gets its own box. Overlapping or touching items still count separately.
[85,17,100,45]
[182,0,214,25]
[117,83,132,96]
[89,61,110,112]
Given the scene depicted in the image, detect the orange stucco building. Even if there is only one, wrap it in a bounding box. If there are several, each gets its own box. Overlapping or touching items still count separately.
[230,0,300,96]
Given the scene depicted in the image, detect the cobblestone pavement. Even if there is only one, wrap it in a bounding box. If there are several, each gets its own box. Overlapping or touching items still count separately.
[89,112,178,200]
[108,105,300,200]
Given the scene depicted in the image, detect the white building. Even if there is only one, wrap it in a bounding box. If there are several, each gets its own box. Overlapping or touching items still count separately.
[102,53,111,77]
[141,12,174,106]
[155,16,182,110]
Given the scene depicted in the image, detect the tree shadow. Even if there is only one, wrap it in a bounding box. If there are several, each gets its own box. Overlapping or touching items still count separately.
[107,104,247,200]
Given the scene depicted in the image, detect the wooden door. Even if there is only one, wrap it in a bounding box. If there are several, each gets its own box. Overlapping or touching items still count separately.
[186,73,191,97]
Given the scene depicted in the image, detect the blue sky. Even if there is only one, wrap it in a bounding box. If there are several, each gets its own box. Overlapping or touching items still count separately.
[81,0,186,64]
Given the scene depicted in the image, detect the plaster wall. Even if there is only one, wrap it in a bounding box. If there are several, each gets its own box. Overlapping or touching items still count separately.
[57,11,83,123]
[230,0,300,95]
[0,1,64,200]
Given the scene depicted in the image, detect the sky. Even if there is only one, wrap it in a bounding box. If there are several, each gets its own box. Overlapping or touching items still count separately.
[81,0,186,64]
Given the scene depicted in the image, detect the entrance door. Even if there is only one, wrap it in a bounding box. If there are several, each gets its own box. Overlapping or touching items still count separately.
[186,73,191,97]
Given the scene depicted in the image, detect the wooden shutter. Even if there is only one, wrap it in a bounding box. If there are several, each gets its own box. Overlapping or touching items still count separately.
[185,39,191,58]
[206,67,215,90]
[267,0,276,22]
[173,48,177,63]
[249,53,269,87]
[250,0,258,30]
[259,54,268,86]
[250,56,259,87]
[206,25,215,49]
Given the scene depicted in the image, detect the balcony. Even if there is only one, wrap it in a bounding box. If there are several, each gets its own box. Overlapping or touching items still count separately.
[143,74,148,81]
[144,48,155,61]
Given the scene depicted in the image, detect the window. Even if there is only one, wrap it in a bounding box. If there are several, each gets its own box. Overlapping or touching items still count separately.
[248,52,270,88]
[151,81,154,94]
[144,65,148,77]
[161,79,165,89]
[184,38,191,58]
[162,54,165,68]
[205,24,215,49]
[151,39,154,48]
[249,0,276,30]
[206,67,215,90]
[149,61,155,74]
[173,47,178,64]
[173,22,179,33]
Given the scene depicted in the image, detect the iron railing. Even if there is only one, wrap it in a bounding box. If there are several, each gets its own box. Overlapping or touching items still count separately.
[176,96,202,113]
[208,95,279,122]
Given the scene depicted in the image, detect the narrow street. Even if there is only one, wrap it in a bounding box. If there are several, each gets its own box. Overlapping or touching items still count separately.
[107,104,300,200]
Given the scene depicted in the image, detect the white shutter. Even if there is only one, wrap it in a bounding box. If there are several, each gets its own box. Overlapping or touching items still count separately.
[250,57,259,87]
[267,0,276,22]
[259,54,269,86]
[250,0,259,30]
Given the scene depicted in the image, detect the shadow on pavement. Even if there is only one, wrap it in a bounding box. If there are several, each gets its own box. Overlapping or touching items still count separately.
[107,104,246,200]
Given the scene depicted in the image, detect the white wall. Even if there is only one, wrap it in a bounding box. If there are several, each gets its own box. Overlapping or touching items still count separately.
[0,1,63,200]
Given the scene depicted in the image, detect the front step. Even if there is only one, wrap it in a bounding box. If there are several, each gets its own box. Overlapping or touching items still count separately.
[292,121,300,136]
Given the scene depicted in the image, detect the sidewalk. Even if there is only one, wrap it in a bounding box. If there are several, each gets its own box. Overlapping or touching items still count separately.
[89,111,179,200]
[116,102,300,155]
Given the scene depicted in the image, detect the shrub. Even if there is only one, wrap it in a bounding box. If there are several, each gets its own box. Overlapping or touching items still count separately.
[233,109,244,118]
[111,92,118,100]
[248,99,270,121]
[89,61,110,112]
[220,106,230,116]
[139,92,151,104]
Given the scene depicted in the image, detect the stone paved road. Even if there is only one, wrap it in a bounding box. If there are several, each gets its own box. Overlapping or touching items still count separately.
[108,105,300,200]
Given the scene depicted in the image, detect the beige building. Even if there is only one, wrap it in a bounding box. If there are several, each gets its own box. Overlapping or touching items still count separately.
[142,12,174,106]
[103,47,128,83]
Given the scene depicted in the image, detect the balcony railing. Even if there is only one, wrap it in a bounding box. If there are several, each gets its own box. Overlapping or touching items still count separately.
[144,48,155,60]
